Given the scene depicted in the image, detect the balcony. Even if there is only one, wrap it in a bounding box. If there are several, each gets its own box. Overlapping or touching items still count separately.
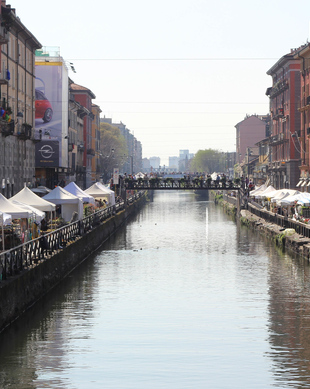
[0,120,14,137]
[0,23,8,44]
[272,108,284,120]
[87,148,95,156]
[270,80,289,98]
[269,132,288,146]
[17,123,32,140]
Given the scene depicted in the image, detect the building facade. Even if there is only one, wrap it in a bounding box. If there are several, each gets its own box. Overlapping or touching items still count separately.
[70,83,95,189]
[294,44,310,189]
[266,48,303,189]
[235,115,268,165]
[91,103,101,183]
[0,2,41,196]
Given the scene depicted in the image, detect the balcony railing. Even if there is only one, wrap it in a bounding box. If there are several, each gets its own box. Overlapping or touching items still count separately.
[17,123,32,140]
[0,120,14,137]
[87,148,95,156]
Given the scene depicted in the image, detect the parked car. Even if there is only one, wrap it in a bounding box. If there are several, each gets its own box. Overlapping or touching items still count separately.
[35,89,53,123]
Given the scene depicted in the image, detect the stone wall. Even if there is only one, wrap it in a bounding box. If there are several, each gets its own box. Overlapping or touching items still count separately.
[0,195,147,333]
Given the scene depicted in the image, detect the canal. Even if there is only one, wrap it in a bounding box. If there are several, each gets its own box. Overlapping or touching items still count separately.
[1,191,310,388]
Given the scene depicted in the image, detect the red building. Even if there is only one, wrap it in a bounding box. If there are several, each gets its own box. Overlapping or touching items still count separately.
[294,44,310,189]
[70,83,95,189]
[266,47,304,189]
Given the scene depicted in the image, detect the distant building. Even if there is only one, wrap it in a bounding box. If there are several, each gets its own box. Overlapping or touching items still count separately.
[149,157,160,170]
[235,115,269,165]
[100,118,142,174]
[169,156,179,170]
[142,158,151,171]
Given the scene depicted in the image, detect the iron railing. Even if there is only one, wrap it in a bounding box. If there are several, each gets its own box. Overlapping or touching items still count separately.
[0,191,145,281]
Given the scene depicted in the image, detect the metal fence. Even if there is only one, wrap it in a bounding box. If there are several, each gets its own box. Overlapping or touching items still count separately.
[0,191,145,282]
[223,193,310,238]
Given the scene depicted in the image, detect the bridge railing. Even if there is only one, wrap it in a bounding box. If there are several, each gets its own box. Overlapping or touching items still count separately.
[125,178,240,190]
[0,191,145,282]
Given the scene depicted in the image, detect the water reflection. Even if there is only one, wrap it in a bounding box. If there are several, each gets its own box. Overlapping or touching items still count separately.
[267,253,310,387]
[1,191,310,388]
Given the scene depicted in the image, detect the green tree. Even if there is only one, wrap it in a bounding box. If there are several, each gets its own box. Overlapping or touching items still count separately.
[99,123,127,182]
[190,149,225,173]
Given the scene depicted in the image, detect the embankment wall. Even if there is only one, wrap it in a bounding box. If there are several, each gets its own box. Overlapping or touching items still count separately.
[213,192,310,262]
[0,195,147,333]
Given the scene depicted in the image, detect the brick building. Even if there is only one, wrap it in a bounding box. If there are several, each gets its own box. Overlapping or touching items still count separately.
[266,47,303,189]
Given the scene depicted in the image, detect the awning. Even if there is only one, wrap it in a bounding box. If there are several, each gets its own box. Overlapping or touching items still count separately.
[296,180,303,187]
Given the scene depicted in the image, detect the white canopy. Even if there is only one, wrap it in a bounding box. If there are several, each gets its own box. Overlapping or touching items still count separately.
[278,192,310,206]
[85,182,116,205]
[43,186,83,222]
[254,185,276,199]
[0,211,12,252]
[249,184,267,196]
[9,200,45,223]
[31,186,51,195]
[135,172,145,178]
[271,190,300,203]
[10,186,56,212]
[64,182,95,204]
[0,211,12,226]
[0,193,31,219]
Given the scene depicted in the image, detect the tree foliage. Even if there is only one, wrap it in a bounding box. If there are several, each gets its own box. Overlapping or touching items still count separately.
[190,149,226,173]
[99,123,127,182]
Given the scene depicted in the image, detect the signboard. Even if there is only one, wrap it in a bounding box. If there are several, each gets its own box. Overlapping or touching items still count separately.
[35,60,68,167]
[35,140,59,167]
[113,168,119,185]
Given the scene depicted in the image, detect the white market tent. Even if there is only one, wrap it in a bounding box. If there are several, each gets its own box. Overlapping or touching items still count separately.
[10,186,56,212]
[135,172,145,179]
[249,184,267,196]
[43,186,83,222]
[31,186,51,196]
[278,192,310,206]
[0,211,12,226]
[0,211,12,251]
[254,185,277,199]
[85,182,116,206]
[9,200,45,223]
[271,190,300,203]
[64,182,95,204]
[0,193,31,219]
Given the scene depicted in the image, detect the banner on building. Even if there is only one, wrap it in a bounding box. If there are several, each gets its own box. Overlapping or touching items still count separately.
[35,58,68,167]
[35,141,59,167]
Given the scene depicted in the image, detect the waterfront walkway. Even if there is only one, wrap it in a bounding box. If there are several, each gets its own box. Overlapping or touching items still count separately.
[0,191,145,282]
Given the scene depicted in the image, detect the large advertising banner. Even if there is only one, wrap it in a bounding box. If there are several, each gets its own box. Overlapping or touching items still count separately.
[35,61,68,167]
[35,140,60,167]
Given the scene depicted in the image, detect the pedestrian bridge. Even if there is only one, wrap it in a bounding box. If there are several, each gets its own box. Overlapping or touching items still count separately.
[125,177,241,191]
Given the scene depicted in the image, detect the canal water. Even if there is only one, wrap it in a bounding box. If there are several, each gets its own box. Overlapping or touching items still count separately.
[1,191,310,388]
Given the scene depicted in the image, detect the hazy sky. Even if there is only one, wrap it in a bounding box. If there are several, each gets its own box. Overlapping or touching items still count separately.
[11,0,310,164]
